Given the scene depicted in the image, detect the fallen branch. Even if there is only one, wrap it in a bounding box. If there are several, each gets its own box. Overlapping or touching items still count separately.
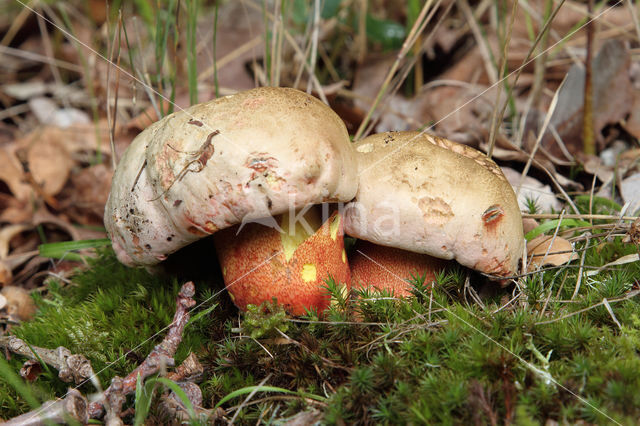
[88,281,196,420]
[2,389,88,426]
[159,381,225,423]
[0,336,94,384]
[166,352,203,383]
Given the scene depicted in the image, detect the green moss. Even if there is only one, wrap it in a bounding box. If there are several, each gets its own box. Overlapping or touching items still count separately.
[1,231,640,423]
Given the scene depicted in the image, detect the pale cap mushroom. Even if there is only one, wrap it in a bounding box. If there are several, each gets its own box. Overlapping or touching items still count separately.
[104,87,358,266]
[344,131,524,279]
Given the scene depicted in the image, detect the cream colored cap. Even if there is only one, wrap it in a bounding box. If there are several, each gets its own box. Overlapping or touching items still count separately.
[105,87,357,266]
[343,131,523,278]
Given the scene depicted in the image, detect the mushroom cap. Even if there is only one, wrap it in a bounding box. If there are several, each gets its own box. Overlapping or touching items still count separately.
[343,131,524,278]
[105,87,358,266]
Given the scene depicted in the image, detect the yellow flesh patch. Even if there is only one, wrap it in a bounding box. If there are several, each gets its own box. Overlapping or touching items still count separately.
[341,249,346,263]
[301,264,317,282]
[280,208,322,261]
[329,215,340,241]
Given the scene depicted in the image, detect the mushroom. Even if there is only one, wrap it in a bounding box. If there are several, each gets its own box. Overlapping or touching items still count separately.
[344,131,524,295]
[104,87,357,314]
[349,240,448,297]
[214,208,349,315]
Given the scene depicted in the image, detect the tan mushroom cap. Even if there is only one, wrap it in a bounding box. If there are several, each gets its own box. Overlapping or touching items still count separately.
[343,131,524,278]
[105,87,358,266]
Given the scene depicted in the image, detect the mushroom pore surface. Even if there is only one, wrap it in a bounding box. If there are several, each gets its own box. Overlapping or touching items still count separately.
[105,87,358,266]
[343,131,524,278]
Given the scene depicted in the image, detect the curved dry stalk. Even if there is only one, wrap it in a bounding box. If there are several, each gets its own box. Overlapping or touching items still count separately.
[523,213,638,222]
[535,290,640,326]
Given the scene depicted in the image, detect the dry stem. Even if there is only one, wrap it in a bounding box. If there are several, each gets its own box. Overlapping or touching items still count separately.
[0,336,94,385]
[2,389,88,426]
[87,281,196,419]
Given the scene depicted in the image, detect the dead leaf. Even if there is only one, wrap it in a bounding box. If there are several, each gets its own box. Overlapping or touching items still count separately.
[0,251,39,287]
[20,360,43,382]
[423,45,488,144]
[532,40,633,157]
[0,146,32,201]
[622,89,640,139]
[621,172,640,216]
[527,235,578,272]
[31,209,82,242]
[59,164,113,225]
[26,138,74,198]
[522,218,539,235]
[488,144,583,191]
[1,285,36,321]
[15,122,114,160]
[502,167,562,213]
[28,97,90,127]
[0,224,31,259]
[622,218,640,246]
[192,1,264,91]
[2,81,49,100]
[580,154,613,183]
[0,194,33,224]
[0,262,10,287]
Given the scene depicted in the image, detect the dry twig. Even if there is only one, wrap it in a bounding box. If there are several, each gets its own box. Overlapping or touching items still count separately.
[2,389,88,426]
[0,336,94,385]
[87,281,196,420]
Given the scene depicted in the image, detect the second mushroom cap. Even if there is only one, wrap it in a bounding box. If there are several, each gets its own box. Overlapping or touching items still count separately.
[344,131,524,278]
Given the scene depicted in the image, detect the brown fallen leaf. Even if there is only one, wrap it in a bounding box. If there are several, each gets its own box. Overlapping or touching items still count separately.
[623,218,640,246]
[422,45,488,144]
[26,137,74,198]
[1,285,36,322]
[0,146,32,201]
[622,89,640,140]
[15,122,114,161]
[0,193,33,225]
[0,262,11,287]
[0,224,31,259]
[0,251,38,287]
[530,39,633,158]
[20,359,43,382]
[527,235,578,272]
[522,218,539,235]
[58,164,113,226]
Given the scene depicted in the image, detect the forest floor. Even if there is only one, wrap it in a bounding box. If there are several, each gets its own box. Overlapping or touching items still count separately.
[1,0,640,424]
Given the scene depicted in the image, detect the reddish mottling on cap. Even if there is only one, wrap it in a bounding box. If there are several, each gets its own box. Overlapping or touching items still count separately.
[482,205,504,232]
[344,131,524,279]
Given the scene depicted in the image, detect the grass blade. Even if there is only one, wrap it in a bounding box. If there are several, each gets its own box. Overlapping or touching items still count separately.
[38,239,111,261]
